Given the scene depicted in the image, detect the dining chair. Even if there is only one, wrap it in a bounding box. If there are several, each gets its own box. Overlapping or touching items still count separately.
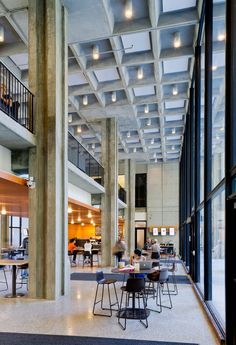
[118,277,149,330]
[147,267,172,313]
[93,271,119,317]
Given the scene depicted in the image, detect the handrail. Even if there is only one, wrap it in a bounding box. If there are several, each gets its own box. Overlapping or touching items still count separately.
[68,132,104,186]
[0,61,34,132]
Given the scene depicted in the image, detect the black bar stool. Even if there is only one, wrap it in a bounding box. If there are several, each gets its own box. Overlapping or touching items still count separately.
[93,271,119,317]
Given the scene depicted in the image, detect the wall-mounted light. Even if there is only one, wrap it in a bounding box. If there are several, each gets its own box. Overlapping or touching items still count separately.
[172,128,176,134]
[173,32,181,48]
[172,85,178,96]
[144,104,149,114]
[83,95,88,106]
[147,118,151,126]
[137,66,144,80]
[92,45,99,60]
[77,125,82,134]
[111,91,116,103]
[127,131,131,138]
[0,26,4,43]
[68,206,72,213]
[124,0,133,19]
[68,114,73,123]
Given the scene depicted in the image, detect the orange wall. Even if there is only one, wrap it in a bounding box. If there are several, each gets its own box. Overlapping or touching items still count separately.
[68,224,95,240]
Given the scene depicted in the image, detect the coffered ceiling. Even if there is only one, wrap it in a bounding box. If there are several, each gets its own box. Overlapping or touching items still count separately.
[0,0,204,164]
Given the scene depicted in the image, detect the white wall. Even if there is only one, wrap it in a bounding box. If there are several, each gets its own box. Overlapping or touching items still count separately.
[68,182,91,205]
[0,145,11,172]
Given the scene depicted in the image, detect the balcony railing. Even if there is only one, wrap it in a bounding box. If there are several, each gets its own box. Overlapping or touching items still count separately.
[0,61,34,132]
[118,184,126,204]
[68,132,104,186]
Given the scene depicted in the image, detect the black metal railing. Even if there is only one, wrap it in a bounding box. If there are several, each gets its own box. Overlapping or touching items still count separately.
[0,61,34,132]
[68,132,104,186]
[118,184,126,204]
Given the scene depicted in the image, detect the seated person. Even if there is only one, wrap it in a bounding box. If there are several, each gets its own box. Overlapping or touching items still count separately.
[131,248,146,278]
[83,239,92,264]
[151,239,160,260]
[68,239,78,264]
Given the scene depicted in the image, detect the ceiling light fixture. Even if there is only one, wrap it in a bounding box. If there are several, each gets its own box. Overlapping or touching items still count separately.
[88,211,92,218]
[127,131,131,138]
[1,208,6,215]
[172,128,176,134]
[81,222,85,226]
[68,206,72,214]
[92,45,99,60]
[144,104,149,114]
[137,66,144,80]
[71,219,74,225]
[172,85,178,96]
[68,114,73,123]
[83,95,88,106]
[0,26,4,43]
[124,0,133,19]
[172,145,175,150]
[147,118,151,126]
[151,138,154,145]
[77,215,81,222]
[77,125,82,134]
[111,91,116,102]
[91,143,95,150]
[133,147,136,153]
[173,32,181,48]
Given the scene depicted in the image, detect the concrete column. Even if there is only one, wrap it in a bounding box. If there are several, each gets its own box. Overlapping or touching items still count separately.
[0,215,9,249]
[124,159,135,256]
[28,0,68,299]
[101,118,118,266]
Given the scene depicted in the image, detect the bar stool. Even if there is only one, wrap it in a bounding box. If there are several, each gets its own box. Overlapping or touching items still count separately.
[93,271,119,317]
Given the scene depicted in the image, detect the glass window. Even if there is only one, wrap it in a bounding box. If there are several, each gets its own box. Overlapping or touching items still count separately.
[211,189,225,325]
[200,36,205,203]
[212,0,225,188]
[199,208,204,293]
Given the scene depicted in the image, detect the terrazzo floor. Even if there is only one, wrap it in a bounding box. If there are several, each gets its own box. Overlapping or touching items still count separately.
[0,263,220,345]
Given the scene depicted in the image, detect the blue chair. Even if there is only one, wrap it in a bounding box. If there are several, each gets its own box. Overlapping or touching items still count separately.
[93,271,119,317]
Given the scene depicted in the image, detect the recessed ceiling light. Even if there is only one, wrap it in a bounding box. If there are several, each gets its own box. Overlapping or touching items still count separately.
[172,128,176,134]
[111,91,116,102]
[151,138,154,145]
[77,125,82,134]
[173,32,181,48]
[83,95,88,106]
[144,104,149,114]
[147,118,151,126]
[91,143,95,150]
[137,66,144,80]
[172,145,175,150]
[124,0,133,19]
[81,222,85,226]
[71,219,74,225]
[77,215,81,222]
[127,131,131,138]
[88,211,92,218]
[218,33,226,41]
[133,147,136,153]
[172,85,178,96]
[1,208,6,215]
[68,114,72,123]
[92,45,99,60]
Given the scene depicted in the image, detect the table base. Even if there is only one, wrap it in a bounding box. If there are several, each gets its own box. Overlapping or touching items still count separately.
[117,308,150,320]
[4,292,25,298]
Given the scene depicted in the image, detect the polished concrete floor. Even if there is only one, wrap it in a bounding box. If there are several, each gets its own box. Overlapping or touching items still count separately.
[0,263,220,345]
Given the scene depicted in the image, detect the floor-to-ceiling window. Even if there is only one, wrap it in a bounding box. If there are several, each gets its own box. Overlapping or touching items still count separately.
[199,208,204,293]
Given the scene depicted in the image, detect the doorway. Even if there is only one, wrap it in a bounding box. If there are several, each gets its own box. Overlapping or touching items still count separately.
[135,228,146,249]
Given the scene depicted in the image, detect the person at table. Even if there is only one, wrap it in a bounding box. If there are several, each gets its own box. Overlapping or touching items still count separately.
[83,239,92,264]
[68,239,78,264]
[144,237,152,250]
[151,239,160,259]
[131,248,146,278]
